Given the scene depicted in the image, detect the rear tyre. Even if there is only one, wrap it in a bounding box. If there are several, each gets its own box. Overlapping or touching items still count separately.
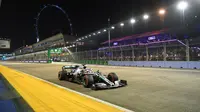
[83,75,94,88]
[58,71,66,80]
[107,72,118,82]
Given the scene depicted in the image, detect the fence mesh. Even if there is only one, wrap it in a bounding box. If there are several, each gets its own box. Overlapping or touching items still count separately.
[14,39,200,63]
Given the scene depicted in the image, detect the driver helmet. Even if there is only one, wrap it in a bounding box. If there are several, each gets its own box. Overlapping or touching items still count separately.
[83,66,86,69]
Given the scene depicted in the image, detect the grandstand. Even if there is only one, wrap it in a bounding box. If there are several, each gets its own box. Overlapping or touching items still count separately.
[13,33,77,62]
[73,26,200,62]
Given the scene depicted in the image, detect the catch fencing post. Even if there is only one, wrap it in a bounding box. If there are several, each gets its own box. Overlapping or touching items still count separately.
[131,45,135,61]
[186,39,190,61]
[97,50,99,60]
[91,50,93,60]
[111,48,114,60]
[120,46,123,61]
[146,45,149,61]
[163,43,167,61]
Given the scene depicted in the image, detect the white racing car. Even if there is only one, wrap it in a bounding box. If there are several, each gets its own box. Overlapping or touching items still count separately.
[58,64,127,90]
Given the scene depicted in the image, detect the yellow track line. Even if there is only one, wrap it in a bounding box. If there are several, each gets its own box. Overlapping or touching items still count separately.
[0,65,125,112]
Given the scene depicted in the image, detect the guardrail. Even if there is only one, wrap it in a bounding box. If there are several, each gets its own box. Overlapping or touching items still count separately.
[108,61,200,69]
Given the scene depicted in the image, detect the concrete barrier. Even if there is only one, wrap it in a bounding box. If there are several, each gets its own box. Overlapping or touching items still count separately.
[108,61,200,69]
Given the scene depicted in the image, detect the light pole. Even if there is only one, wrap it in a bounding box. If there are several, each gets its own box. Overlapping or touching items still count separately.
[120,23,124,26]
[159,9,166,15]
[177,1,188,24]
[107,19,115,60]
[158,9,166,27]
[0,0,2,7]
[108,18,111,60]
[75,42,78,53]
[143,14,149,28]
[120,23,124,32]
[130,18,136,32]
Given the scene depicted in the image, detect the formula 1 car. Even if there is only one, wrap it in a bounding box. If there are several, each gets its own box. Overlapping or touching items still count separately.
[58,64,127,90]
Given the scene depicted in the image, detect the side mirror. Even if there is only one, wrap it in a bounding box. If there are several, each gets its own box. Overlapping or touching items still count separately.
[62,66,66,71]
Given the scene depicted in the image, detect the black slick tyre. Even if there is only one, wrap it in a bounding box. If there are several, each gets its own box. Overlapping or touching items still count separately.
[83,75,94,88]
[58,71,66,80]
[107,72,118,82]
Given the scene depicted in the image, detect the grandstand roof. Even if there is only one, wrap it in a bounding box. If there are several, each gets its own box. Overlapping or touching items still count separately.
[101,29,168,45]
[101,23,200,45]
[32,33,64,47]
[63,34,76,42]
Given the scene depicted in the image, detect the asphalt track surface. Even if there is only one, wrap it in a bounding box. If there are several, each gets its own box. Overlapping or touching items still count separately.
[2,62,200,112]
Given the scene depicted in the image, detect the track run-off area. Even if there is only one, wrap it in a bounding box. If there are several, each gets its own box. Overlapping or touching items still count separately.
[1,62,200,112]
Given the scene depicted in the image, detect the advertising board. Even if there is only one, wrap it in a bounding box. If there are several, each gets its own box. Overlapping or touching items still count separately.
[0,40,10,49]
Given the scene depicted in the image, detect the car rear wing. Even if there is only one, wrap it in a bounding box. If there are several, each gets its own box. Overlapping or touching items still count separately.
[62,66,72,70]
[62,65,79,71]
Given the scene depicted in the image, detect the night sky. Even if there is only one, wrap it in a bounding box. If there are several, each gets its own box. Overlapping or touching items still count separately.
[0,0,175,51]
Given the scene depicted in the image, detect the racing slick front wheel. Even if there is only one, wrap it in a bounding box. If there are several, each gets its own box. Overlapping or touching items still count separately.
[83,75,94,88]
[108,72,118,82]
[58,71,66,80]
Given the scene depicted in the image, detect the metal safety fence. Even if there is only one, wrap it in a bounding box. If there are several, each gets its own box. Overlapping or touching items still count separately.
[12,39,200,65]
[71,39,200,64]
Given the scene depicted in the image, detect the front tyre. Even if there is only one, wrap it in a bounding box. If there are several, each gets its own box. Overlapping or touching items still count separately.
[107,72,118,82]
[83,75,94,88]
[58,71,66,80]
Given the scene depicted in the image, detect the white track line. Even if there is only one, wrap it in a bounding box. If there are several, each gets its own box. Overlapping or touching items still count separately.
[11,67,134,112]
